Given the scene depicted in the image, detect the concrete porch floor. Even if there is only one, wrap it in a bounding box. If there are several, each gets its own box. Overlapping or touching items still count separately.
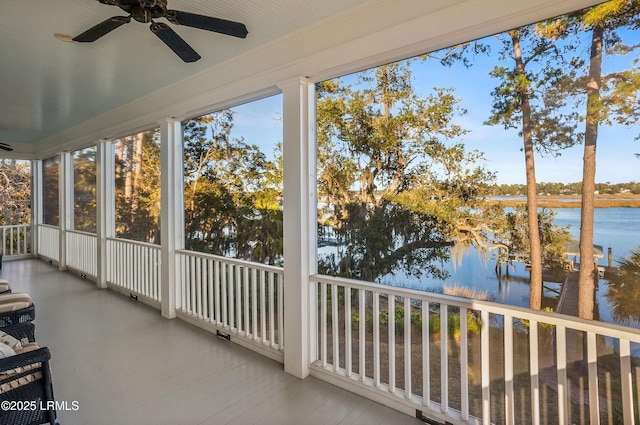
[1,259,424,425]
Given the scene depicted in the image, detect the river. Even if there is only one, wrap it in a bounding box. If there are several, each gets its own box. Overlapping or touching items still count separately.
[352,208,640,326]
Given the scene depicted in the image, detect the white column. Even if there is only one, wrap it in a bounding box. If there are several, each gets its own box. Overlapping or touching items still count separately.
[30,160,43,257]
[58,152,73,271]
[96,140,115,289]
[159,118,184,319]
[278,77,317,379]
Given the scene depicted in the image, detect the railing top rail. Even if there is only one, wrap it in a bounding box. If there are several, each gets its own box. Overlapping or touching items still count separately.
[0,224,31,229]
[177,249,284,274]
[66,229,97,237]
[37,224,59,230]
[312,273,640,342]
[106,237,161,250]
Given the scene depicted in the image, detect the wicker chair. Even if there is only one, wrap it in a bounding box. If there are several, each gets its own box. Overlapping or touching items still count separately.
[1,323,35,345]
[0,294,35,329]
[0,346,57,425]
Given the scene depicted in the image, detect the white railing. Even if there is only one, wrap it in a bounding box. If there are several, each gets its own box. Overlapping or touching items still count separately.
[106,238,161,303]
[0,224,31,258]
[66,230,97,278]
[176,250,284,359]
[37,225,59,262]
[312,274,640,425]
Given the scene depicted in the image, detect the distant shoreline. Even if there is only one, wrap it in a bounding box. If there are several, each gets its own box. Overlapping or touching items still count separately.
[490,194,640,208]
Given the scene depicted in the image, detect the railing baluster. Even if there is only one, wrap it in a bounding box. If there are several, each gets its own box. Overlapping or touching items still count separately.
[236,265,242,332]
[214,260,221,324]
[251,268,258,340]
[404,297,411,400]
[243,266,249,336]
[229,265,236,330]
[556,325,568,425]
[359,288,366,382]
[620,339,634,424]
[278,275,284,349]
[440,303,448,414]
[207,258,214,322]
[423,300,430,407]
[187,254,194,314]
[260,270,267,342]
[221,262,228,327]
[321,281,327,367]
[587,331,600,424]
[199,256,205,318]
[332,284,339,372]
[269,271,275,347]
[481,310,490,424]
[460,306,469,420]
[389,294,396,393]
[373,291,380,388]
[345,286,352,378]
[530,319,540,425]
[505,314,514,425]
[179,253,186,312]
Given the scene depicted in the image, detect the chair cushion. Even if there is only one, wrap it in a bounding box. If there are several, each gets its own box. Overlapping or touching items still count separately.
[0,343,15,359]
[0,293,32,312]
[0,331,22,351]
[15,343,40,354]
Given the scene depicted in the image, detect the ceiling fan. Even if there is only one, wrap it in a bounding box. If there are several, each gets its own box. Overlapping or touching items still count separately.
[0,143,13,152]
[73,0,248,63]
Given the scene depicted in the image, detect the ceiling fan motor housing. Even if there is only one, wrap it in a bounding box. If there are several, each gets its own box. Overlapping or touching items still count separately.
[99,0,168,19]
[131,7,153,23]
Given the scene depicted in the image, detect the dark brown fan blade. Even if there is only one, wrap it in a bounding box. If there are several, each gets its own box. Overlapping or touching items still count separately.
[166,10,248,38]
[73,16,132,42]
[150,22,201,63]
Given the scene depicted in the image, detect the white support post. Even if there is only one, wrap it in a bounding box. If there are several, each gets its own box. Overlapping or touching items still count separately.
[159,118,184,319]
[96,140,115,289]
[58,152,73,271]
[30,160,43,257]
[278,77,317,379]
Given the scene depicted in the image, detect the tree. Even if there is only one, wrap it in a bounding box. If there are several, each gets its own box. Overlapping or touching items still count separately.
[42,157,59,226]
[606,245,640,325]
[0,160,31,226]
[73,148,97,233]
[574,0,640,319]
[485,26,582,309]
[543,0,640,318]
[114,130,161,243]
[183,111,283,264]
[317,61,503,282]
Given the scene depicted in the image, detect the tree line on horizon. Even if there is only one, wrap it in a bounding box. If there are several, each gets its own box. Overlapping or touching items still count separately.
[496,181,640,196]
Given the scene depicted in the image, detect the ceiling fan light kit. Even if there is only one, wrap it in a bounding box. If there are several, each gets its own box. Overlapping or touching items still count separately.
[72,0,248,62]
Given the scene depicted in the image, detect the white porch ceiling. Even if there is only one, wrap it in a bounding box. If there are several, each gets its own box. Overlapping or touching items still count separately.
[0,0,368,147]
[1,0,604,159]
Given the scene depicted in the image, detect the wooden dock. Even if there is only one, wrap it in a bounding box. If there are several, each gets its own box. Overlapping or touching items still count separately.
[557,271,580,317]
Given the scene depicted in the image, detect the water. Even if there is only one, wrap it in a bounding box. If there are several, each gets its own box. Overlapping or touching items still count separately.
[325,208,640,325]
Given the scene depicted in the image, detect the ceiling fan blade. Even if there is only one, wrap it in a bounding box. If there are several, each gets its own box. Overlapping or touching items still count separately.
[73,16,132,42]
[0,143,13,152]
[150,22,201,63]
[166,10,248,38]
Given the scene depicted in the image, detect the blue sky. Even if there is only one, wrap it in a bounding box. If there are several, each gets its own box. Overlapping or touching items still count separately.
[228,24,639,186]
